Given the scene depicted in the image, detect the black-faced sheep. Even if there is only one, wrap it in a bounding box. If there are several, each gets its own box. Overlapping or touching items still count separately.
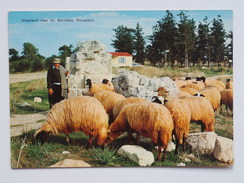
[34,96,109,148]
[106,102,174,161]
[226,79,233,89]
[194,86,221,111]
[86,79,114,95]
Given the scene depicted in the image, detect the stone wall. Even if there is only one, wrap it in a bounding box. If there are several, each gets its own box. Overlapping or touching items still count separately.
[66,40,114,98]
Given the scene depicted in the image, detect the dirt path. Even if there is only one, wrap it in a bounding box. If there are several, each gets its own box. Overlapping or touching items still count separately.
[10,112,48,137]
[9,71,47,84]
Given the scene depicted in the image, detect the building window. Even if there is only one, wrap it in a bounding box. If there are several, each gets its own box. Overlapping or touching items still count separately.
[119,57,125,64]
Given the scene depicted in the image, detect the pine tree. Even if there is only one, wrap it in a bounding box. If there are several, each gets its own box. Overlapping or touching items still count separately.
[111,25,135,54]
[210,15,226,67]
[196,17,210,66]
[134,23,146,64]
[177,11,196,68]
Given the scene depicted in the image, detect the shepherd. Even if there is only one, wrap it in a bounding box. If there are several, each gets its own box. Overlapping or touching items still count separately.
[47,58,69,109]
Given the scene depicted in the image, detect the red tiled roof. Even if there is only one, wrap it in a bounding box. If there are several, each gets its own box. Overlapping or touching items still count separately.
[108,52,132,56]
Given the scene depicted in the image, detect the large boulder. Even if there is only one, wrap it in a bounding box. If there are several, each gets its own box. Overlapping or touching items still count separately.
[49,159,91,168]
[112,71,179,101]
[213,136,234,163]
[186,132,217,155]
[117,145,154,166]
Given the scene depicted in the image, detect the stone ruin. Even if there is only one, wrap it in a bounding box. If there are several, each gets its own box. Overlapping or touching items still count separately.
[65,40,115,98]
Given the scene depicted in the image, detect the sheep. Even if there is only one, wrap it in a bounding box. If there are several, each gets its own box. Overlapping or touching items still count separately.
[106,102,174,161]
[178,96,215,132]
[226,78,233,89]
[34,96,109,148]
[164,97,191,154]
[194,86,221,111]
[181,82,204,91]
[113,97,148,119]
[86,79,114,96]
[204,79,226,91]
[94,91,125,123]
[220,89,233,116]
[180,87,199,96]
[152,95,215,132]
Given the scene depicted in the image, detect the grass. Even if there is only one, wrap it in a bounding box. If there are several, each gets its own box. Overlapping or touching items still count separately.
[10,66,233,168]
[10,78,49,114]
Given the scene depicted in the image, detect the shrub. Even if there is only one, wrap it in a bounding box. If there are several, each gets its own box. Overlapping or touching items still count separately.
[11,59,31,72]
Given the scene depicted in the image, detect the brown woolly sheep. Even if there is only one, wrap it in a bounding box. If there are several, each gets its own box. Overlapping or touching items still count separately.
[86,79,114,95]
[205,80,226,91]
[164,98,191,154]
[94,91,125,123]
[34,96,109,148]
[181,82,204,91]
[180,87,199,96]
[106,102,174,161]
[153,95,215,132]
[179,96,215,132]
[226,79,233,89]
[220,89,233,116]
[194,86,221,111]
[113,97,148,119]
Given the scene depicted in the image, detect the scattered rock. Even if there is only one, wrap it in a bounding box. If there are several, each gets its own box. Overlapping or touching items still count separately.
[112,71,179,101]
[177,163,186,167]
[117,145,154,166]
[17,102,31,107]
[184,158,191,162]
[155,141,176,152]
[213,136,233,163]
[62,151,71,155]
[186,132,217,155]
[49,159,91,168]
[34,97,42,103]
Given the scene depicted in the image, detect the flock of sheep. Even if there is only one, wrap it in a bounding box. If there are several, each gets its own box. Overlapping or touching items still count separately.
[34,76,233,161]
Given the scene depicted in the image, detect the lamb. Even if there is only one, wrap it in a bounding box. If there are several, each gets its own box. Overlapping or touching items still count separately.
[34,96,109,148]
[94,91,125,123]
[106,102,174,161]
[86,79,114,96]
[113,97,148,119]
[220,89,233,116]
[226,78,233,89]
[194,86,221,111]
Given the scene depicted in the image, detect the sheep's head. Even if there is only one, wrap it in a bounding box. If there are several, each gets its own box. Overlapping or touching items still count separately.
[86,79,92,88]
[185,77,192,80]
[102,79,109,84]
[226,78,231,83]
[34,129,50,144]
[152,96,167,104]
[194,92,205,97]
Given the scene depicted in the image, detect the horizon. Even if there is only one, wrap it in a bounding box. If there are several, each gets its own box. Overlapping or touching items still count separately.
[8,10,233,58]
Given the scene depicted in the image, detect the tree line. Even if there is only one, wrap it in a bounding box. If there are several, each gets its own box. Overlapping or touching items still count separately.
[9,43,74,72]
[111,10,233,68]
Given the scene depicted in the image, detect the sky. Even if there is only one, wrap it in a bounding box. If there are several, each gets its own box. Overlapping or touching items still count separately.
[8,10,233,58]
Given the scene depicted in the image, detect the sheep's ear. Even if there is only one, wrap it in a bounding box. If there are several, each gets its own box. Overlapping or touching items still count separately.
[164,99,169,103]
[200,94,205,97]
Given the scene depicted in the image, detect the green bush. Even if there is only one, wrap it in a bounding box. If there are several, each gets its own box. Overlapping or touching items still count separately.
[11,59,31,72]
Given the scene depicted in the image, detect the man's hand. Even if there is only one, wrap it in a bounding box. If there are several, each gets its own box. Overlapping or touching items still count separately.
[48,88,54,95]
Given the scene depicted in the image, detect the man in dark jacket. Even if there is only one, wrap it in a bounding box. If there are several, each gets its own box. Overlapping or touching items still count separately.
[47,58,68,109]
